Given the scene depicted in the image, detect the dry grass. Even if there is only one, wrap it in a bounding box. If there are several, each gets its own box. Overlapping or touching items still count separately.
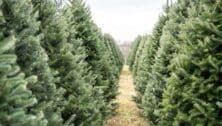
[105,65,149,126]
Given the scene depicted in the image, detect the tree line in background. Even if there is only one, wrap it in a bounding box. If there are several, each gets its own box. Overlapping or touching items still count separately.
[128,0,222,125]
[0,0,124,125]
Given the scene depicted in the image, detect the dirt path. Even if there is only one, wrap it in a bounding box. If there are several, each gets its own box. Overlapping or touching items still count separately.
[106,65,148,126]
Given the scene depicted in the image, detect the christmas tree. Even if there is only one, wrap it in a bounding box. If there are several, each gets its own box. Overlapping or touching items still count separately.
[0,3,46,124]
[160,0,222,125]
[132,36,146,77]
[141,1,191,125]
[1,0,64,125]
[31,0,107,125]
[127,36,141,71]
[67,0,122,120]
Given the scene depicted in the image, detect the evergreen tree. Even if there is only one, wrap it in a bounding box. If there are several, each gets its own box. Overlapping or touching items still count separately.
[108,38,124,71]
[0,35,46,126]
[103,34,123,74]
[102,34,124,106]
[67,0,122,119]
[31,0,105,125]
[127,36,142,71]
[1,0,123,125]
[62,15,104,126]
[160,0,222,125]
[2,0,63,125]
[141,1,191,125]
[132,36,146,77]
[94,26,120,114]
[133,35,152,104]
[102,34,120,87]
[0,4,46,125]
[134,15,167,105]
[133,15,167,104]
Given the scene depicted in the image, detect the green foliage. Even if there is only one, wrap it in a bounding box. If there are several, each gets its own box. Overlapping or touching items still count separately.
[132,36,146,77]
[31,0,102,125]
[0,0,123,125]
[103,34,124,73]
[133,15,168,105]
[1,0,64,125]
[141,1,193,125]
[127,36,142,71]
[0,5,46,124]
[160,0,222,125]
[0,36,46,126]
[3,0,66,125]
[130,0,222,126]
[66,0,124,122]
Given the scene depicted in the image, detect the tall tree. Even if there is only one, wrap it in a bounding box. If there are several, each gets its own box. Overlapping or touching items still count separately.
[132,36,146,77]
[160,0,222,125]
[127,36,142,71]
[31,0,105,125]
[67,0,122,119]
[134,15,168,105]
[2,0,63,125]
[0,3,46,124]
[141,1,191,125]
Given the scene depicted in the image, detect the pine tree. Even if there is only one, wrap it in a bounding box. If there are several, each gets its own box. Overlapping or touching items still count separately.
[133,35,152,104]
[160,0,222,125]
[67,0,122,119]
[127,36,142,71]
[0,35,46,126]
[103,34,120,85]
[107,37,124,72]
[141,1,191,125]
[30,0,106,125]
[1,0,123,125]
[103,34,123,75]
[61,17,104,126]
[102,34,124,105]
[132,36,146,77]
[1,0,63,125]
[0,4,46,125]
[134,15,167,105]
[94,26,120,113]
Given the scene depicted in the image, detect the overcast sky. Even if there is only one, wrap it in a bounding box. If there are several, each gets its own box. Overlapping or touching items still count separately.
[84,0,167,43]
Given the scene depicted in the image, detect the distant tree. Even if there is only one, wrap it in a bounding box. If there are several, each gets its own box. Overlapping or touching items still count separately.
[134,15,167,106]
[141,1,191,125]
[132,36,146,77]
[67,0,123,121]
[127,36,142,71]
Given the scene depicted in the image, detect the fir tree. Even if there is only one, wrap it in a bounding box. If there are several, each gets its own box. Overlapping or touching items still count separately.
[30,0,105,125]
[94,26,120,114]
[103,34,124,74]
[127,36,142,71]
[141,1,191,125]
[133,35,151,104]
[0,4,46,125]
[160,0,222,125]
[133,15,167,106]
[108,37,124,72]
[132,36,146,77]
[1,0,63,125]
[67,0,122,119]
